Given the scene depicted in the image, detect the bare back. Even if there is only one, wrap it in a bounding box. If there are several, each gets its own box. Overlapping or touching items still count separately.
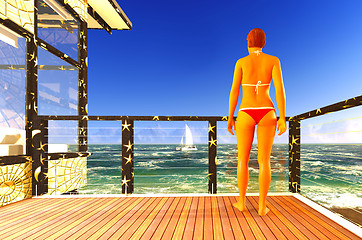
[239,52,279,109]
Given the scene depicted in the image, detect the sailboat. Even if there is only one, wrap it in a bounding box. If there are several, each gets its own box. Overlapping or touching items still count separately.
[176,124,197,151]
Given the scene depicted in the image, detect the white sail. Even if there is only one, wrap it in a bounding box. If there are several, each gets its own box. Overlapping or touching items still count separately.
[184,124,193,146]
[176,124,197,151]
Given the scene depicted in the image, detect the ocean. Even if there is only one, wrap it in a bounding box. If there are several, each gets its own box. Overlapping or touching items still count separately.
[71,144,361,210]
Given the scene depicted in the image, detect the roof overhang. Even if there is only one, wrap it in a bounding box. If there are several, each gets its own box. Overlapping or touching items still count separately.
[87,0,132,33]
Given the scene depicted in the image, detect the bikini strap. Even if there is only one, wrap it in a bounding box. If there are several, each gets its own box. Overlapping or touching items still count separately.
[253,50,262,56]
[242,81,270,94]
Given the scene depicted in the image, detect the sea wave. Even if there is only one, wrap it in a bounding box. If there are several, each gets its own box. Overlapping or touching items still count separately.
[302,186,362,208]
[79,144,361,208]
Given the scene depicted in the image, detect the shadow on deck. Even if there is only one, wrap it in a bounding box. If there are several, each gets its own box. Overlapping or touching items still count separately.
[0,194,361,239]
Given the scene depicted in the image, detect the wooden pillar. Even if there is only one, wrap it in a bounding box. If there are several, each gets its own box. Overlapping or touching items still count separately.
[208,120,217,194]
[289,119,301,193]
[78,20,88,152]
[122,119,134,194]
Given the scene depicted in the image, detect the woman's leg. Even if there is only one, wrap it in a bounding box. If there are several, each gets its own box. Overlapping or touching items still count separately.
[233,111,256,211]
[257,110,277,216]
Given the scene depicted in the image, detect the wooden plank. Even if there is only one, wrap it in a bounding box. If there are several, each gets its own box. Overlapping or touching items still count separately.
[173,196,192,239]
[266,196,308,240]
[141,197,175,240]
[250,196,297,240]
[131,197,170,240]
[217,195,234,240]
[245,196,276,240]
[17,198,115,240]
[51,198,130,239]
[0,198,47,215]
[92,197,146,239]
[222,196,245,240]
[272,196,329,239]
[151,197,180,240]
[162,197,187,239]
[2,198,95,240]
[248,196,287,240]
[277,196,344,240]
[204,196,213,240]
[182,196,198,240]
[286,196,360,240]
[108,197,158,239]
[193,196,204,240]
[0,198,81,235]
[211,196,224,240]
[233,196,265,240]
[268,197,318,240]
[0,198,67,223]
[228,196,255,240]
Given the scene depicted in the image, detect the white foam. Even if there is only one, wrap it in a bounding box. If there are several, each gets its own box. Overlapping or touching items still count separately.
[302,186,362,208]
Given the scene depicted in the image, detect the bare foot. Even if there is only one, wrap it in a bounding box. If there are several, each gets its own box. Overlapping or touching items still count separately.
[258,207,270,216]
[233,201,246,211]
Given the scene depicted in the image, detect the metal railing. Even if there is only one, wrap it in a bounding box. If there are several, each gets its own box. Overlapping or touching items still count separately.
[1,95,360,196]
[33,115,291,195]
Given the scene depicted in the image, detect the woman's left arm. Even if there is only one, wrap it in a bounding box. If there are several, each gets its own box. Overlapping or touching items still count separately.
[227,59,242,135]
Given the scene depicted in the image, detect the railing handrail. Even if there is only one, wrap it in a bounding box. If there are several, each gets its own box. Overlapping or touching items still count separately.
[36,95,361,122]
[290,95,362,121]
[37,115,290,121]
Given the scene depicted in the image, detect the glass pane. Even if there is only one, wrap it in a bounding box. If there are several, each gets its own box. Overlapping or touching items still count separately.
[217,121,290,193]
[300,107,362,225]
[37,0,79,61]
[133,121,208,194]
[0,32,26,155]
[48,120,77,153]
[78,121,123,194]
[38,47,78,115]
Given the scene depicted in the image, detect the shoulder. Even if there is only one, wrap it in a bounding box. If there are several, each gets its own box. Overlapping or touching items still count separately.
[235,56,248,66]
[265,54,281,65]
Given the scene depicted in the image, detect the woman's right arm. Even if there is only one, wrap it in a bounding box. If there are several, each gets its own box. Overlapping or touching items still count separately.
[227,59,242,135]
[272,57,287,135]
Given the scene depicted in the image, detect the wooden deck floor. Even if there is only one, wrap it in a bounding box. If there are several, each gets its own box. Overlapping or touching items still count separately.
[0,195,360,240]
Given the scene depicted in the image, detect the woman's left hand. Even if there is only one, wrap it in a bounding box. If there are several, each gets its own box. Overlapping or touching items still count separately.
[277,118,287,135]
[227,118,236,135]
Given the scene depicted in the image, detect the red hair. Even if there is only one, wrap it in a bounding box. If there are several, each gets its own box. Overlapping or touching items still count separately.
[247,28,266,48]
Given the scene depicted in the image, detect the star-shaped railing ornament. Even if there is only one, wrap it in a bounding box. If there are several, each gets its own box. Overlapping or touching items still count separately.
[208,123,215,133]
[209,136,217,147]
[124,155,132,165]
[124,141,133,152]
[122,120,131,131]
[122,176,130,187]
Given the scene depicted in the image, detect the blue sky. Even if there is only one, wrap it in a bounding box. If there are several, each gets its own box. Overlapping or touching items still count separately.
[85,0,362,144]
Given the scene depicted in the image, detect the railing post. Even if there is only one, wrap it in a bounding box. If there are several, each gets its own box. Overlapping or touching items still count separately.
[25,28,42,196]
[208,120,217,194]
[78,19,88,153]
[43,119,49,194]
[31,118,47,196]
[289,119,301,193]
[122,119,134,194]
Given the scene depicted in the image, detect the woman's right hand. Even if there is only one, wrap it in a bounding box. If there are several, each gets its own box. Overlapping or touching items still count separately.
[227,117,236,135]
[277,118,286,135]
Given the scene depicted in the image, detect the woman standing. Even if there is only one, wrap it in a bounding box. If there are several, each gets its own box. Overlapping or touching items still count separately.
[227,28,286,216]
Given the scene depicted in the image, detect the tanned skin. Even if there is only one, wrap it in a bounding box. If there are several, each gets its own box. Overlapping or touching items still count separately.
[227,45,286,216]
